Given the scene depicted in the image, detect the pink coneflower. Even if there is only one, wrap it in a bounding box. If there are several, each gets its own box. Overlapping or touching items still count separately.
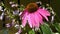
[21,3,50,28]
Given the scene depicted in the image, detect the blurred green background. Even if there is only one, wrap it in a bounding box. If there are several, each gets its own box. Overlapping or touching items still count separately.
[0,0,60,34]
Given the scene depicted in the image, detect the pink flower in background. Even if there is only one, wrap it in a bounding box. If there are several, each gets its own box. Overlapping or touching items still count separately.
[6,23,10,28]
[21,3,50,28]
[15,29,22,34]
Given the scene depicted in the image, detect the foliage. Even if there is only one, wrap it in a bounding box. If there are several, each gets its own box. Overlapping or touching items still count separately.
[0,0,60,34]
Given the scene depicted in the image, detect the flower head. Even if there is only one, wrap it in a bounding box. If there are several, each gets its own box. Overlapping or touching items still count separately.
[21,3,50,28]
[26,3,38,13]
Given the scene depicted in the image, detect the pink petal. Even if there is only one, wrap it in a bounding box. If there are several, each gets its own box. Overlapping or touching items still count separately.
[34,12,40,28]
[21,10,28,17]
[37,8,50,21]
[22,16,27,27]
[27,14,33,28]
[39,8,50,16]
[36,11,44,24]
[27,13,37,28]
[21,10,28,27]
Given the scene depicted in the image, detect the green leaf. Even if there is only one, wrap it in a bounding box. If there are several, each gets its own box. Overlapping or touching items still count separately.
[20,5,25,11]
[29,29,35,34]
[53,23,60,33]
[40,23,53,34]
[39,29,43,34]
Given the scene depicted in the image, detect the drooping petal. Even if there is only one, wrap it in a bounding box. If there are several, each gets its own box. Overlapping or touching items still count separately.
[39,8,50,16]
[22,16,27,27]
[27,11,44,28]
[36,11,44,24]
[21,10,28,27]
[27,14,33,28]
[34,12,40,28]
[37,8,50,21]
[27,13,38,28]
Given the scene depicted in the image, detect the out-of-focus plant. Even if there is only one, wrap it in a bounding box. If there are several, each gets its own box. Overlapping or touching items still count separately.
[20,4,25,11]
[0,0,60,34]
